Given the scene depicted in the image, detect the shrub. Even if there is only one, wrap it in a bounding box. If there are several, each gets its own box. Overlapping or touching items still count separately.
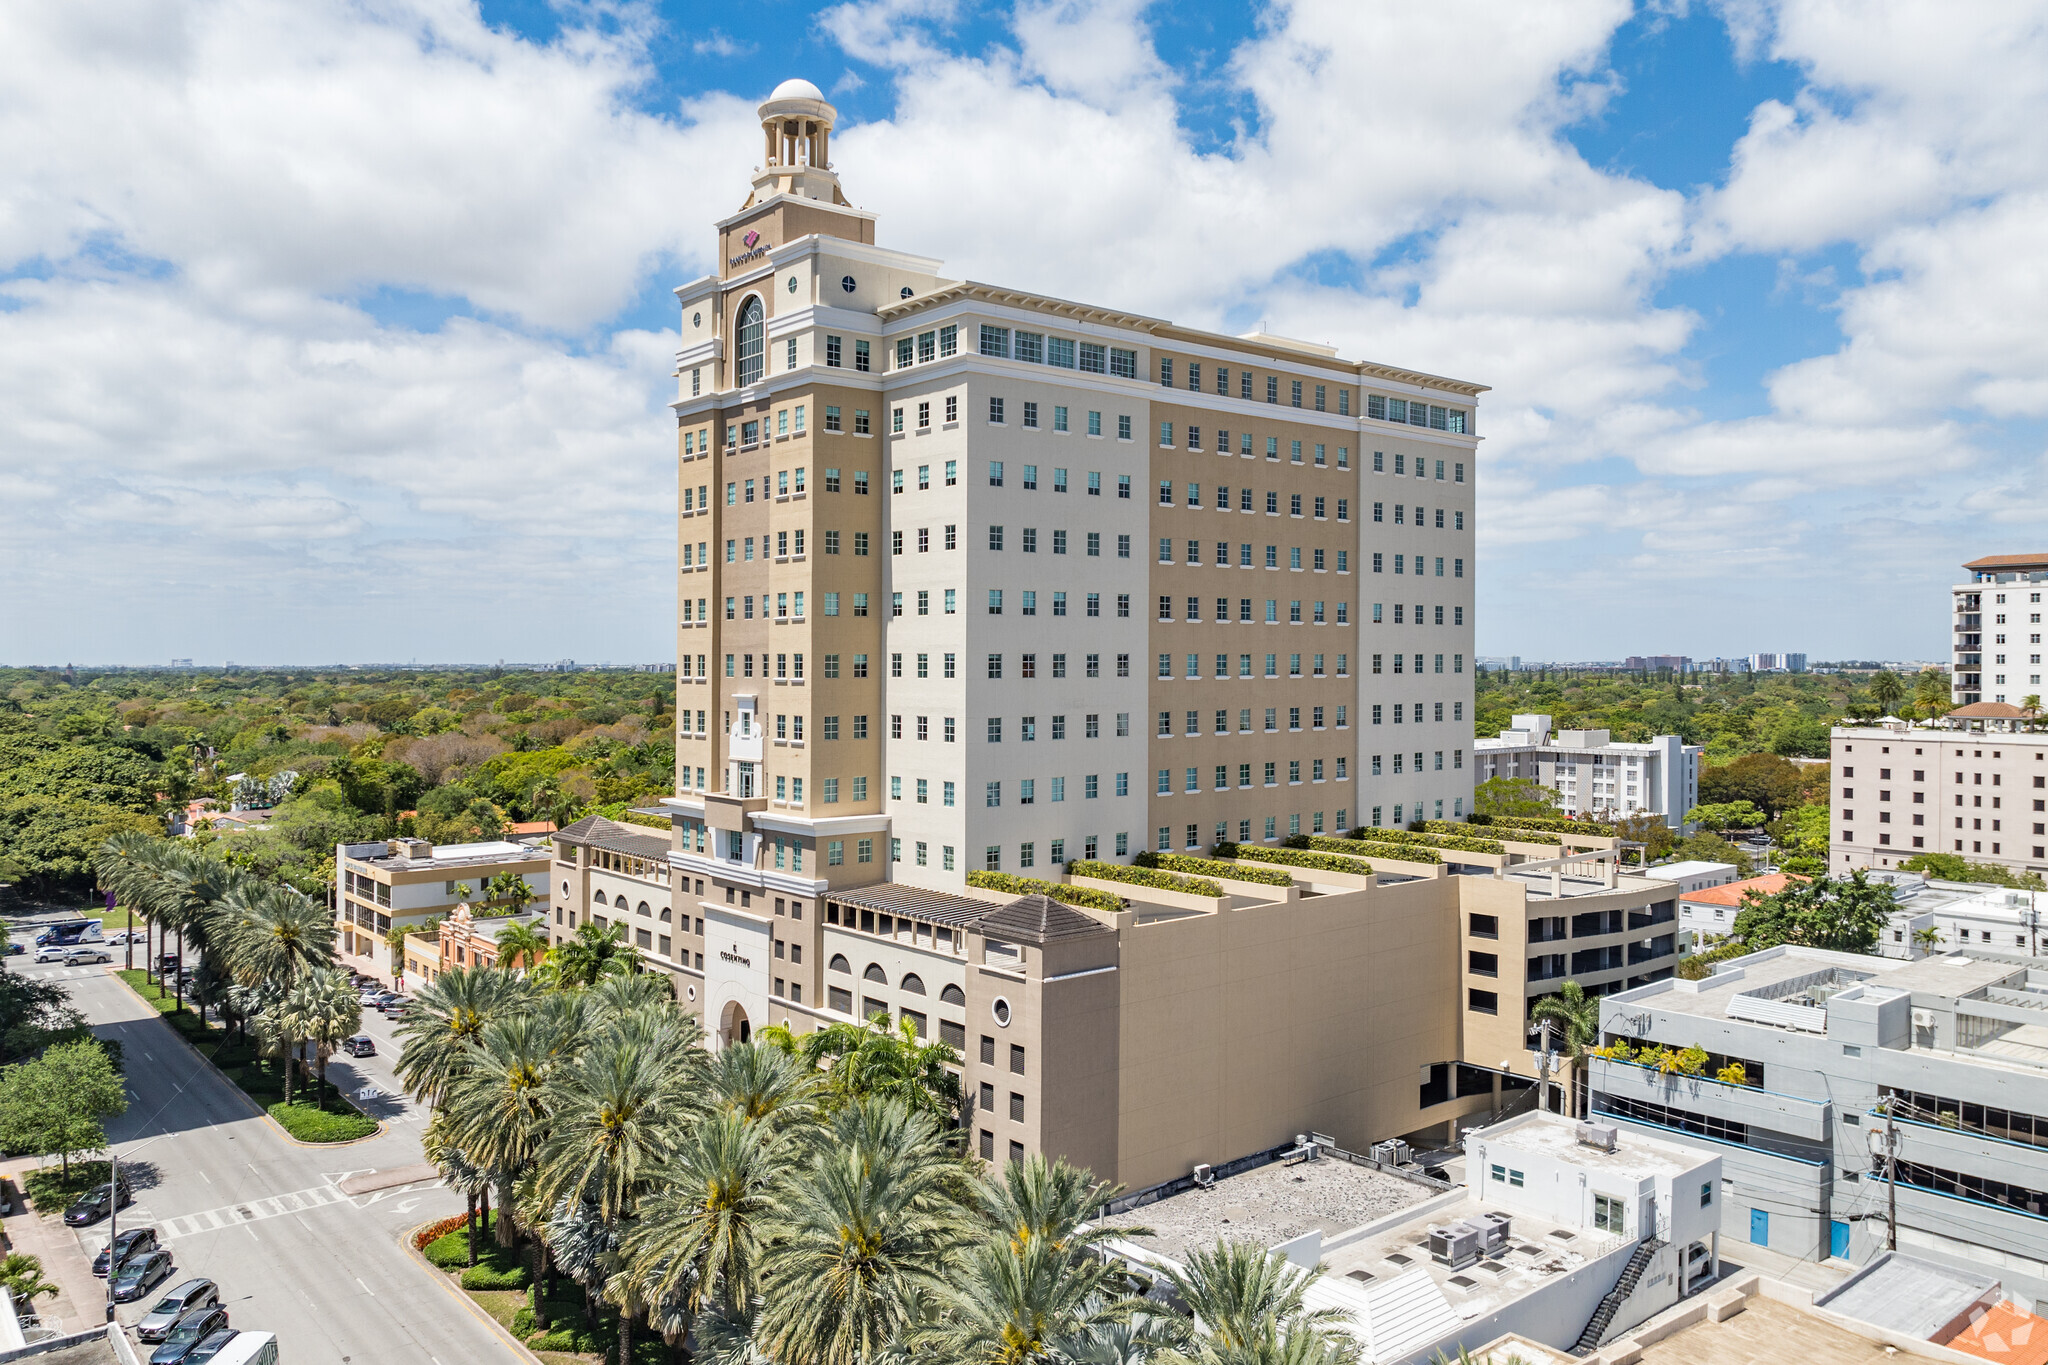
[22,1160,110,1209]
[461,1262,531,1291]
[1146,854,1292,887]
[414,1213,468,1251]
[1066,860,1223,898]
[1349,827,1505,856]
[1458,813,1614,837]
[965,871,1124,913]
[1214,844,1378,878]
[1308,835,1442,864]
[268,1101,378,1144]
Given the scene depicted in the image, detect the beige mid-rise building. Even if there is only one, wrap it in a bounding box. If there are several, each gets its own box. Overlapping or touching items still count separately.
[1832,715,2048,877]
[1952,552,2048,707]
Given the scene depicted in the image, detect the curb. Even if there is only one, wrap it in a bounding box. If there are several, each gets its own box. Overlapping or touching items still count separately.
[105,970,387,1150]
[401,1221,545,1365]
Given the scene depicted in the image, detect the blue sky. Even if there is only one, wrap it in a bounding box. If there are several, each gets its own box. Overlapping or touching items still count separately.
[4,0,2046,666]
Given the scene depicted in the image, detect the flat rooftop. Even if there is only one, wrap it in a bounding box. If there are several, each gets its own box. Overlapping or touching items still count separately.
[1474,1110,1710,1181]
[1814,1252,1998,1340]
[1635,1293,1899,1365]
[1618,946,2023,1025]
[1123,1154,1432,1265]
[356,839,546,870]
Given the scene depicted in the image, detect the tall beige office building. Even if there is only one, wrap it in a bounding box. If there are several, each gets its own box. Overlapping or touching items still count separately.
[666,79,1480,886]
[535,81,1635,1190]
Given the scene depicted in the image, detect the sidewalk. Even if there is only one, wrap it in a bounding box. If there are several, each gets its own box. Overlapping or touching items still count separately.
[0,1167,110,1336]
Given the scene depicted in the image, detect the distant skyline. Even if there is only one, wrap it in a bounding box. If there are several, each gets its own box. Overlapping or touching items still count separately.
[5,2,2048,665]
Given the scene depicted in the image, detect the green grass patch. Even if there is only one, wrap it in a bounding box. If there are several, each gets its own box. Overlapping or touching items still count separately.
[112,970,378,1143]
[22,1159,111,1210]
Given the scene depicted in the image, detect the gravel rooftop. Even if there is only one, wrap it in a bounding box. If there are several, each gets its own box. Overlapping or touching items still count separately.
[1125,1155,1433,1264]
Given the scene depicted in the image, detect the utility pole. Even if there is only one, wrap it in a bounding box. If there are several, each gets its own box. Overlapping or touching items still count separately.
[1538,1019,1555,1115]
[1884,1099,1899,1252]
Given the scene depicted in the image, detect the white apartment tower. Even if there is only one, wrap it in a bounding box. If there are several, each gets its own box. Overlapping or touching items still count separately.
[1954,553,2048,707]
[664,80,1482,893]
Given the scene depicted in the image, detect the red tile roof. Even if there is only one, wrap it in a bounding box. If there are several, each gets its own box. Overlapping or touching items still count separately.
[1949,1302,2048,1365]
[1964,553,2048,571]
[1948,702,2040,718]
[1681,873,1808,907]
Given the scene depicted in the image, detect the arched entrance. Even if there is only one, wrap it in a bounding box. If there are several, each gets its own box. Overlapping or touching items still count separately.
[719,999,752,1050]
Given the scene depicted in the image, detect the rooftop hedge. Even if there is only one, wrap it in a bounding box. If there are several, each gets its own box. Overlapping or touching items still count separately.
[1214,843,1379,878]
[1306,835,1443,864]
[1461,813,1617,837]
[1068,859,1224,898]
[1341,827,1505,856]
[1136,852,1294,887]
[1424,820,1562,846]
[965,870,1125,913]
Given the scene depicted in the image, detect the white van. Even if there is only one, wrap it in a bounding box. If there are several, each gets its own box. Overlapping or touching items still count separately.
[206,1333,279,1365]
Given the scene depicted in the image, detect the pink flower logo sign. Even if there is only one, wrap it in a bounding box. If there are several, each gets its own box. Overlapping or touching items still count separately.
[742,231,760,247]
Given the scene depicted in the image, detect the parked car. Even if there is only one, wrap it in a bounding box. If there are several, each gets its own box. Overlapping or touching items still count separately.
[138,1280,220,1343]
[151,1305,231,1365]
[376,995,411,1015]
[114,1248,175,1302]
[341,1035,376,1058]
[92,1226,158,1276]
[65,945,112,966]
[2,940,23,955]
[183,1330,240,1364]
[157,954,181,974]
[63,1177,133,1226]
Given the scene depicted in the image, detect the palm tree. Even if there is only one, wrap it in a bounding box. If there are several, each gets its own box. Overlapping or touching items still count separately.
[799,1013,963,1123]
[1155,1241,1356,1364]
[394,965,535,1109]
[0,1251,60,1315]
[978,1152,1146,1258]
[1869,669,1906,717]
[754,1098,968,1365]
[484,871,534,913]
[624,1108,791,1320]
[706,1040,820,1130]
[92,830,160,973]
[222,881,335,991]
[156,848,239,1011]
[1913,925,1945,956]
[1915,669,1953,717]
[425,1118,493,1270]
[493,920,549,973]
[551,921,632,988]
[916,1235,1132,1364]
[290,969,363,1107]
[1529,981,1602,1117]
[445,1014,561,1252]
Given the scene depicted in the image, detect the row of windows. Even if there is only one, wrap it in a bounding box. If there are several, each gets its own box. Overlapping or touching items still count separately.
[1156,706,1350,735]
[1158,358,1350,416]
[1369,750,1465,774]
[1148,652,1351,678]
[985,592,1138,618]
[1156,426,1354,466]
[1374,604,1464,626]
[987,406,1132,439]
[1370,653,1466,675]
[1369,800,1463,828]
[1155,597,1351,623]
[1366,395,1470,434]
[1373,451,1463,479]
[1370,553,1464,577]
[1153,812,1351,850]
[1371,701,1464,724]
[973,774,1139,804]
[1372,503,1464,529]
[986,526,1134,554]
[1158,485,1353,519]
[978,325,1138,377]
[977,713,1132,740]
[1150,760,1350,793]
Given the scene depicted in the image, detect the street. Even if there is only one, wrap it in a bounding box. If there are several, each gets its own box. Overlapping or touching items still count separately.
[4,941,514,1364]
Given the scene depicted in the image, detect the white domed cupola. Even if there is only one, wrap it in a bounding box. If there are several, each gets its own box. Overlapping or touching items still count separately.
[747,79,849,207]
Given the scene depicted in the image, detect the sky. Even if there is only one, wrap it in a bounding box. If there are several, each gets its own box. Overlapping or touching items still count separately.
[5,0,2047,667]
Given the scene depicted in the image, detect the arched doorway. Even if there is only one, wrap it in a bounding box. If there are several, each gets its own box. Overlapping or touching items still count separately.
[719,999,752,1049]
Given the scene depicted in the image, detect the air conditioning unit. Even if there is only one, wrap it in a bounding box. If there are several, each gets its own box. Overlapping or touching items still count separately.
[1191,1163,1215,1188]
[1428,1223,1483,1269]
[1472,1211,1513,1250]
[1371,1139,1412,1167]
[1576,1121,1619,1152]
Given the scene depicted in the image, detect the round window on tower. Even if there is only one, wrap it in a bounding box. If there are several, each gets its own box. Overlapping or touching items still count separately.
[899,286,914,299]
[787,276,798,294]
[992,997,1012,1027]
[841,275,856,293]
[691,312,701,328]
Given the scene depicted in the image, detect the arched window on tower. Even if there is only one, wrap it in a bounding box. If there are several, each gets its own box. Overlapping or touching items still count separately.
[735,296,765,388]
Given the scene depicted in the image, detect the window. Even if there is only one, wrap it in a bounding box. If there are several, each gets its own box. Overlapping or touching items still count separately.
[1593,1195,1625,1234]
[734,296,765,387]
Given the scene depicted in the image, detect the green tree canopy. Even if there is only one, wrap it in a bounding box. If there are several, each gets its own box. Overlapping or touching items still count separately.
[1731,872,1896,953]
[1471,776,1560,820]
[0,1038,129,1175]
[1685,800,1765,831]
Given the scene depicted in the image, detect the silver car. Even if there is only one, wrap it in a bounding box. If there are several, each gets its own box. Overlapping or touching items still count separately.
[137,1279,219,1343]
[64,945,112,965]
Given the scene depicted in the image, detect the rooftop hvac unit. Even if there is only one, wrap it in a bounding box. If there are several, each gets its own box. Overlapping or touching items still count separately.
[1472,1211,1513,1250]
[1576,1121,1619,1152]
[1191,1163,1215,1188]
[1371,1139,1412,1167]
[1428,1223,1484,1270]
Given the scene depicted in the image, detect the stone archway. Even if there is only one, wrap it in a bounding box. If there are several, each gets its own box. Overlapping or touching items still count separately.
[719,998,752,1050]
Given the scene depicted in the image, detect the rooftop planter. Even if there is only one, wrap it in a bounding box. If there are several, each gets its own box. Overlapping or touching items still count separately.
[964,870,1125,913]
[1068,859,1224,898]
[1306,835,1443,865]
[1135,851,1293,887]
[1215,842,1384,879]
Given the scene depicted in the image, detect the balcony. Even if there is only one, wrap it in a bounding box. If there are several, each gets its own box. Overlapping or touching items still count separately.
[1528,917,1568,944]
[1958,653,1983,667]
[1571,945,1624,974]
[1590,1058,1831,1142]
[1571,908,1623,938]
[1628,901,1677,931]
[1628,934,1677,966]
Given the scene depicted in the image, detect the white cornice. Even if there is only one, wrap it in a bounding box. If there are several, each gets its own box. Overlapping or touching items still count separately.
[716,194,880,233]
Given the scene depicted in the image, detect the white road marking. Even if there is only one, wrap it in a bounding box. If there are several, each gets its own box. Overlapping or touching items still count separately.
[158,1183,351,1239]
[356,1276,374,1296]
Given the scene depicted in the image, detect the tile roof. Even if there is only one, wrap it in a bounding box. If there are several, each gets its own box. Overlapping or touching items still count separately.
[1964,553,2048,571]
[1680,872,1808,907]
[1948,702,2040,718]
[827,882,1001,928]
[553,816,671,859]
[980,893,1112,942]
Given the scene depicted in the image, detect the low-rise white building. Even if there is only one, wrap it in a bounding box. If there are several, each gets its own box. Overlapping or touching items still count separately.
[1475,715,1702,828]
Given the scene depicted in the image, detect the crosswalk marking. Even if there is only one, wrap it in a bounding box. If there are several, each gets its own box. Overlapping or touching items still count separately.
[159,1183,351,1238]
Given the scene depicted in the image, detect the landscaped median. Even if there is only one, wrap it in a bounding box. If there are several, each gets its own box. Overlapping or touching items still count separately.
[112,970,378,1143]
[412,1211,655,1363]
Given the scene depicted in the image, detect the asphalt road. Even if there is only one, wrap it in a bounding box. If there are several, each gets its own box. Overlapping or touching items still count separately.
[8,946,511,1364]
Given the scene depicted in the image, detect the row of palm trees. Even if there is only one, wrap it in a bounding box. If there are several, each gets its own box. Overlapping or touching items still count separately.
[401,961,1364,1364]
[94,833,360,1105]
